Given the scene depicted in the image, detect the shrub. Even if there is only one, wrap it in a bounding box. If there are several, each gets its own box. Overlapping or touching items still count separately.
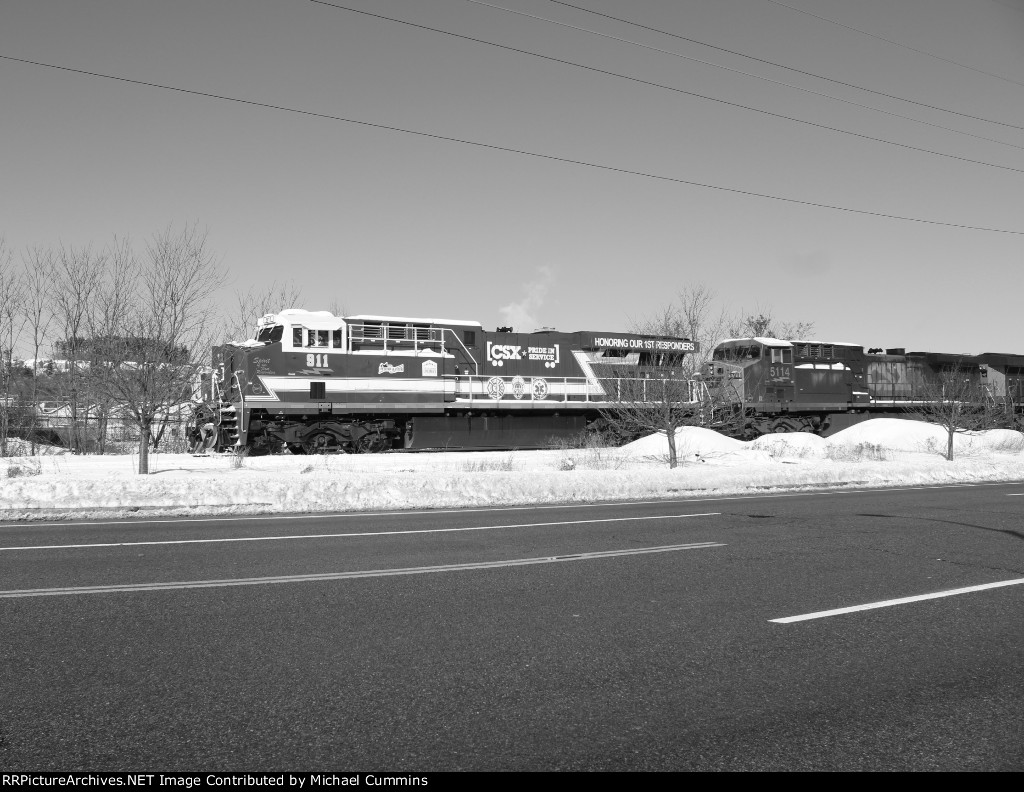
[551,431,626,471]
[461,455,514,473]
[6,458,42,478]
[825,442,886,462]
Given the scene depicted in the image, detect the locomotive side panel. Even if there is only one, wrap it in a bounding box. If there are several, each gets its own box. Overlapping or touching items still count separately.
[790,342,865,408]
[979,353,1024,402]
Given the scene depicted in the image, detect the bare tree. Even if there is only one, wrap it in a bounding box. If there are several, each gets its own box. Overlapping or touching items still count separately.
[597,365,741,468]
[90,224,224,474]
[86,237,138,453]
[637,286,815,373]
[907,359,1004,461]
[626,287,815,451]
[633,285,731,376]
[20,246,55,454]
[225,279,305,341]
[0,239,26,455]
[729,311,815,341]
[49,244,105,452]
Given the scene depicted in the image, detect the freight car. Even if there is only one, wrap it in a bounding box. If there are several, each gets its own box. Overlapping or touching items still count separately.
[196,310,699,453]
[706,337,1024,438]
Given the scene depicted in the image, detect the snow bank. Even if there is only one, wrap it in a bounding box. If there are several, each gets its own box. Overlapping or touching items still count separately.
[751,432,828,459]
[975,429,1024,453]
[622,426,745,457]
[826,417,948,451]
[0,419,1021,521]
[825,417,1024,456]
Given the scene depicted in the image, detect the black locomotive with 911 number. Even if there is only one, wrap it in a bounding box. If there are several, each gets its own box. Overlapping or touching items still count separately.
[196,309,700,454]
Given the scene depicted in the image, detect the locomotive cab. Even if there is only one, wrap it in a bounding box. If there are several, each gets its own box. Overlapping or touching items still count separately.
[707,338,869,437]
[709,337,796,407]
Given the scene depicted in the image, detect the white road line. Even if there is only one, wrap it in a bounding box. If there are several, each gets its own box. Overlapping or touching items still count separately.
[0,512,721,551]
[2,480,1021,529]
[0,541,725,598]
[770,577,1024,623]
[1008,494,1023,497]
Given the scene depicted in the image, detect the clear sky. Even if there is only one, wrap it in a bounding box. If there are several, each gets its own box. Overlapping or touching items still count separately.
[2,0,1023,354]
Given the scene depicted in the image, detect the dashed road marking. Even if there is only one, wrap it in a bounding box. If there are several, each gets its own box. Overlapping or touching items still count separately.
[0,513,720,551]
[770,577,1024,623]
[0,541,726,598]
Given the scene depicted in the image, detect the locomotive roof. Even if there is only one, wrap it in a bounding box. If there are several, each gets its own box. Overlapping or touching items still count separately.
[262,310,483,330]
[263,309,342,328]
[719,337,792,346]
[978,352,1024,366]
[719,337,861,348]
[345,314,483,328]
[790,339,862,348]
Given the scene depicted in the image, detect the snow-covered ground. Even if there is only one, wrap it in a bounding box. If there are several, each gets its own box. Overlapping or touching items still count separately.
[1,419,1022,521]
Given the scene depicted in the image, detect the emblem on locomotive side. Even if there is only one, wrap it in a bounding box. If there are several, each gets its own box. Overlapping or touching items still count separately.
[510,376,526,400]
[487,342,521,367]
[528,344,559,368]
[487,341,560,368]
[421,360,438,377]
[485,376,506,400]
[532,378,549,400]
[378,362,405,374]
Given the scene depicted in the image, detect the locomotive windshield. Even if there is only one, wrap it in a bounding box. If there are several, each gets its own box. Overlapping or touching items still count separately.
[256,324,284,344]
[713,345,760,361]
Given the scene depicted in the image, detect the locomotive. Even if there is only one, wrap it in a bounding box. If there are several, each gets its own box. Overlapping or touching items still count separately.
[706,336,1024,438]
[196,309,699,453]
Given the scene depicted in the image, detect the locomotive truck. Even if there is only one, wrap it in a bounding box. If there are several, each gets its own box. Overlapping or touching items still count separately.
[196,309,700,454]
[706,336,1024,438]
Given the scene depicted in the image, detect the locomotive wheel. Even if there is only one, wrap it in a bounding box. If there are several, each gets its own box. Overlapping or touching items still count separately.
[356,431,390,454]
[303,432,338,454]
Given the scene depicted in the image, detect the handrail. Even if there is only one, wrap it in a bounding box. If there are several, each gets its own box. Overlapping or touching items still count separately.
[453,374,698,404]
[445,329,479,376]
[231,370,245,438]
[347,322,444,351]
[346,323,479,375]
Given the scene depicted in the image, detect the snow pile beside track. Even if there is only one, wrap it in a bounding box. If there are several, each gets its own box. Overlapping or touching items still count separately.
[0,420,1021,520]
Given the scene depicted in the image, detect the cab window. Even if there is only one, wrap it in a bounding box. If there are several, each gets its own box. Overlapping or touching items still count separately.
[256,324,283,343]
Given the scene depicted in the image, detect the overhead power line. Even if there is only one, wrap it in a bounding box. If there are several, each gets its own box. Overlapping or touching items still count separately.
[539,0,1024,135]
[2,53,1021,235]
[306,2,1024,176]
[766,0,1024,90]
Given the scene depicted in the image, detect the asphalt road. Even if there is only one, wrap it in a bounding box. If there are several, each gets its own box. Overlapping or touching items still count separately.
[1,482,1022,771]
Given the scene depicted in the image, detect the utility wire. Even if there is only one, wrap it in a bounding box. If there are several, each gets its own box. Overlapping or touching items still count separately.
[766,0,1024,90]
[464,2,1024,154]
[2,53,1020,235]
[541,0,1024,134]
[308,2,1024,176]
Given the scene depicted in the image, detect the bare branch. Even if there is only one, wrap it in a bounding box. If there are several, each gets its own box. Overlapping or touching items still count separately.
[226,280,305,341]
[902,358,1006,460]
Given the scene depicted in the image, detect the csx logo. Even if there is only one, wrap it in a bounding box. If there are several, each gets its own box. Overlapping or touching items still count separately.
[487,342,522,367]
